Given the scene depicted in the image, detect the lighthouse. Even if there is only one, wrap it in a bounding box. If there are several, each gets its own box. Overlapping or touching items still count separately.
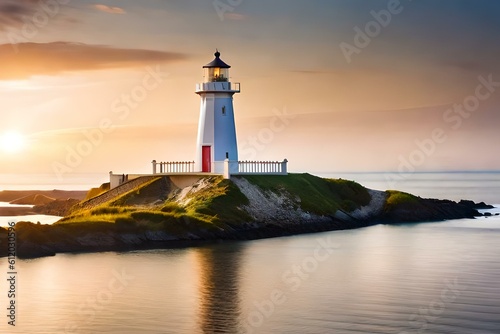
[109,50,287,188]
[195,50,240,173]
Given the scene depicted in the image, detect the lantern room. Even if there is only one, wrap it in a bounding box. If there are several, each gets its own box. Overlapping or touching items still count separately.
[203,50,230,83]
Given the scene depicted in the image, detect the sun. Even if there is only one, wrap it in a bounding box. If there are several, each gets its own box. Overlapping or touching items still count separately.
[1,131,26,154]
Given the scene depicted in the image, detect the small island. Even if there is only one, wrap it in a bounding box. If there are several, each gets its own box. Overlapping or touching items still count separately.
[0,173,493,259]
[0,51,493,259]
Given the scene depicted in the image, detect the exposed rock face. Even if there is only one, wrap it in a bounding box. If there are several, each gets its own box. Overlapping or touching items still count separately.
[458,200,494,210]
[174,177,213,206]
[232,177,330,225]
[380,198,481,223]
[345,189,388,221]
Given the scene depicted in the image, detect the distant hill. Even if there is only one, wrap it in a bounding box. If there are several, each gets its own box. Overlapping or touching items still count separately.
[10,194,55,205]
[0,190,87,202]
[0,190,87,217]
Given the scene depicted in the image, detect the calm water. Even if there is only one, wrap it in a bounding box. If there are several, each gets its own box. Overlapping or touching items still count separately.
[0,202,62,228]
[1,172,500,333]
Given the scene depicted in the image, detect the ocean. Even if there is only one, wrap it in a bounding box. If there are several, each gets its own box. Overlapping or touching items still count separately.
[0,173,107,191]
[0,172,499,333]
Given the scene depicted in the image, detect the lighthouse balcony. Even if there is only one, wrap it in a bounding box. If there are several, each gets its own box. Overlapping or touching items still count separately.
[196,82,240,93]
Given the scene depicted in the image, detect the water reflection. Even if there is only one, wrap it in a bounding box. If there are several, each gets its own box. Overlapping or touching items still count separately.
[194,243,245,333]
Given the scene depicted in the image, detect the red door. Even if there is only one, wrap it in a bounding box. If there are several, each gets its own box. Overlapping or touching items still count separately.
[202,146,211,172]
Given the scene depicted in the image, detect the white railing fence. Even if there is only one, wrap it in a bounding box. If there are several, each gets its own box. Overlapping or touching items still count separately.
[225,159,288,178]
[151,159,288,179]
[234,160,288,174]
[152,160,195,174]
[195,82,241,93]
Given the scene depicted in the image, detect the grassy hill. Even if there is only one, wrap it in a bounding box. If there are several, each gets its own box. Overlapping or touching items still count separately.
[60,174,372,231]
[60,176,251,236]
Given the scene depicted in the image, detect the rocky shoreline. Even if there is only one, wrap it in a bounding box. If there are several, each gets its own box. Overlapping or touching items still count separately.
[0,174,494,259]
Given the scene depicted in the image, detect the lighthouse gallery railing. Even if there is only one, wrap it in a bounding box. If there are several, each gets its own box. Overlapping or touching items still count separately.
[232,160,288,175]
[151,159,288,177]
[195,82,240,93]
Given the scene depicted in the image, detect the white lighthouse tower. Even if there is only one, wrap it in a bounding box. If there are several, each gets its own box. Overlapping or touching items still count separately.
[195,50,240,173]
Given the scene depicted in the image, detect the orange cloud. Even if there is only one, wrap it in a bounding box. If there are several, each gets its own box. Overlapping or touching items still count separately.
[0,42,187,80]
[92,4,126,15]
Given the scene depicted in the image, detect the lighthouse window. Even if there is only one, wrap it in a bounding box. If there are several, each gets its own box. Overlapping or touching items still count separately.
[209,68,229,82]
[222,106,226,115]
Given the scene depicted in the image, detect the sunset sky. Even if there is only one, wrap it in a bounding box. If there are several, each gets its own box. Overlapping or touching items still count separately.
[1,0,499,185]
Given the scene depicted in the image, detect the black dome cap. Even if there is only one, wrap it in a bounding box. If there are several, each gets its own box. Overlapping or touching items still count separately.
[203,49,231,68]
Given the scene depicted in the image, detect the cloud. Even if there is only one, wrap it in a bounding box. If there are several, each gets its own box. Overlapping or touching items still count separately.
[0,42,188,80]
[0,0,39,30]
[0,0,77,36]
[92,4,126,15]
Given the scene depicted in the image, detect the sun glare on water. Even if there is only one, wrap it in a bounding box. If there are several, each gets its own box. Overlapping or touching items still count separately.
[1,130,26,153]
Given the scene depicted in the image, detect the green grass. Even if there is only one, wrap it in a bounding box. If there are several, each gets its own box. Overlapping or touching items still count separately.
[58,208,219,236]
[161,202,186,214]
[62,203,138,223]
[59,212,132,224]
[241,173,370,214]
[84,183,110,200]
[89,206,137,215]
[385,190,419,207]
[326,178,372,211]
[183,176,251,225]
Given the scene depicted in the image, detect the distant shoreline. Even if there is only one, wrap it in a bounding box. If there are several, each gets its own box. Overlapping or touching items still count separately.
[0,206,36,217]
[0,190,87,221]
